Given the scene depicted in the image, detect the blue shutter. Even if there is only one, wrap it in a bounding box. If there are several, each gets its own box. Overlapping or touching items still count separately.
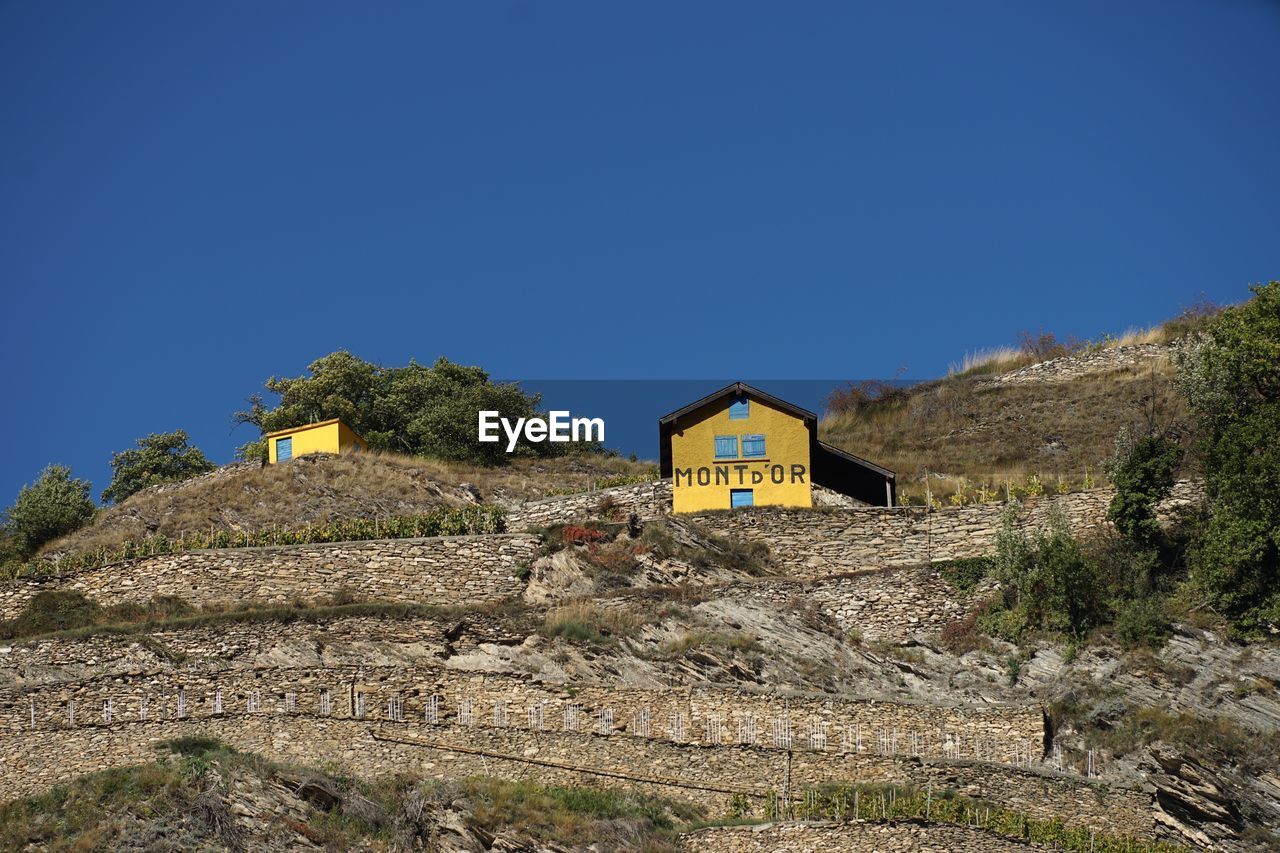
[714,435,738,459]
[731,489,754,508]
[729,399,749,419]
[742,434,766,458]
[277,437,292,461]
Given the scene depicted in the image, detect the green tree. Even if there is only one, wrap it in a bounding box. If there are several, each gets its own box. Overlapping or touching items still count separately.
[1173,281,1280,632]
[235,352,572,465]
[101,430,217,504]
[1105,428,1182,550]
[3,465,96,558]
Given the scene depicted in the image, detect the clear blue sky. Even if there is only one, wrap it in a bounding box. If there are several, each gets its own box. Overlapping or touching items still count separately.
[1,1,1277,502]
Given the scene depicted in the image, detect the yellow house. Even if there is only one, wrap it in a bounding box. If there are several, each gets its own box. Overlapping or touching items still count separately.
[658,382,895,512]
[265,418,366,464]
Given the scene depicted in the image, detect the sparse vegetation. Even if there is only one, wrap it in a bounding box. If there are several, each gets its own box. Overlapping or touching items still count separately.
[784,781,1180,852]
[37,450,652,560]
[819,304,1228,504]
[660,630,759,657]
[4,504,507,579]
[540,601,644,646]
[0,592,530,643]
[0,738,704,852]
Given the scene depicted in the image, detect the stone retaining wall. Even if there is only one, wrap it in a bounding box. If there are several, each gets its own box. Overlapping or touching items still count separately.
[0,534,539,621]
[732,565,986,643]
[0,612,531,687]
[0,716,1154,839]
[685,821,1048,851]
[689,481,1203,576]
[0,665,1043,761]
[507,480,673,527]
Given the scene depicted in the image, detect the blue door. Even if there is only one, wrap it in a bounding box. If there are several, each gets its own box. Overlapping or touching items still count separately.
[731,489,754,508]
[276,437,292,461]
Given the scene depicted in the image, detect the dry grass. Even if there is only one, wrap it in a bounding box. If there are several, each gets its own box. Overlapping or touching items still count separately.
[40,451,653,558]
[659,630,759,657]
[821,356,1188,504]
[947,345,1026,377]
[540,601,646,645]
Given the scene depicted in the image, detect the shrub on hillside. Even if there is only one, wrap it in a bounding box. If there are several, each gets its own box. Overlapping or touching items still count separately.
[3,590,103,636]
[3,465,96,558]
[1018,330,1084,361]
[934,556,992,593]
[101,430,216,504]
[982,508,1104,641]
[1105,427,1183,553]
[823,378,910,416]
[1174,281,1280,635]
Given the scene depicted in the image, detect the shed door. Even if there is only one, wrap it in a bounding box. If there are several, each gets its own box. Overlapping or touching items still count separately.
[276,437,293,462]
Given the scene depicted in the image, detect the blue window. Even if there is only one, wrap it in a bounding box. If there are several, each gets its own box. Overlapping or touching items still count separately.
[742,434,766,458]
[276,437,293,461]
[714,435,738,459]
[731,489,754,508]
[729,398,749,419]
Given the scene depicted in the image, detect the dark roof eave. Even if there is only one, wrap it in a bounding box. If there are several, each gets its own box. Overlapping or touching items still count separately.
[658,381,818,426]
[815,441,896,479]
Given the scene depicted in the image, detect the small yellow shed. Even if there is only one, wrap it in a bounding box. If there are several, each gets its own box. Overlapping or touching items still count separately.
[265,419,366,464]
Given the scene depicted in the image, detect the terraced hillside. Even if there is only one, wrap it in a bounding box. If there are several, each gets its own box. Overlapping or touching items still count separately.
[3,464,1275,851]
[3,339,1278,851]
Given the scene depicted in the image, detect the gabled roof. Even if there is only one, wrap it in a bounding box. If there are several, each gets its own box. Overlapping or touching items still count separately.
[263,418,363,442]
[657,381,817,426]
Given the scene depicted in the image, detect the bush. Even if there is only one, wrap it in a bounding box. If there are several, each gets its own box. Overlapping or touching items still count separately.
[3,465,96,558]
[934,556,992,593]
[983,508,1104,640]
[1174,281,1280,634]
[2,590,102,636]
[1105,427,1182,554]
[101,430,216,505]
[938,610,985,654]
[1114,598,1172,649]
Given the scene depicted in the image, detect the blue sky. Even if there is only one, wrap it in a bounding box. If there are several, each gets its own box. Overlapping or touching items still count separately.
[1,1,1277,502]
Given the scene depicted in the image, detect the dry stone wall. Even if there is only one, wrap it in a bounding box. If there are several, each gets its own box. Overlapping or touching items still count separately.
[685,821,1049,851]
[508,480,673,527]
[0,716,1154,839]
[732,566,983,642]
[1,665,1042,761]
[0,534,539,621]
[0,612,530,687]
[987,344,1168,386]
[689,481,1204,576]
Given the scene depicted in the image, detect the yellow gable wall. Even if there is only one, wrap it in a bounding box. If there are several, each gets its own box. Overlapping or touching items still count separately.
[669,396,812,513]
[268,422,343,464]
[337,422,366,453]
